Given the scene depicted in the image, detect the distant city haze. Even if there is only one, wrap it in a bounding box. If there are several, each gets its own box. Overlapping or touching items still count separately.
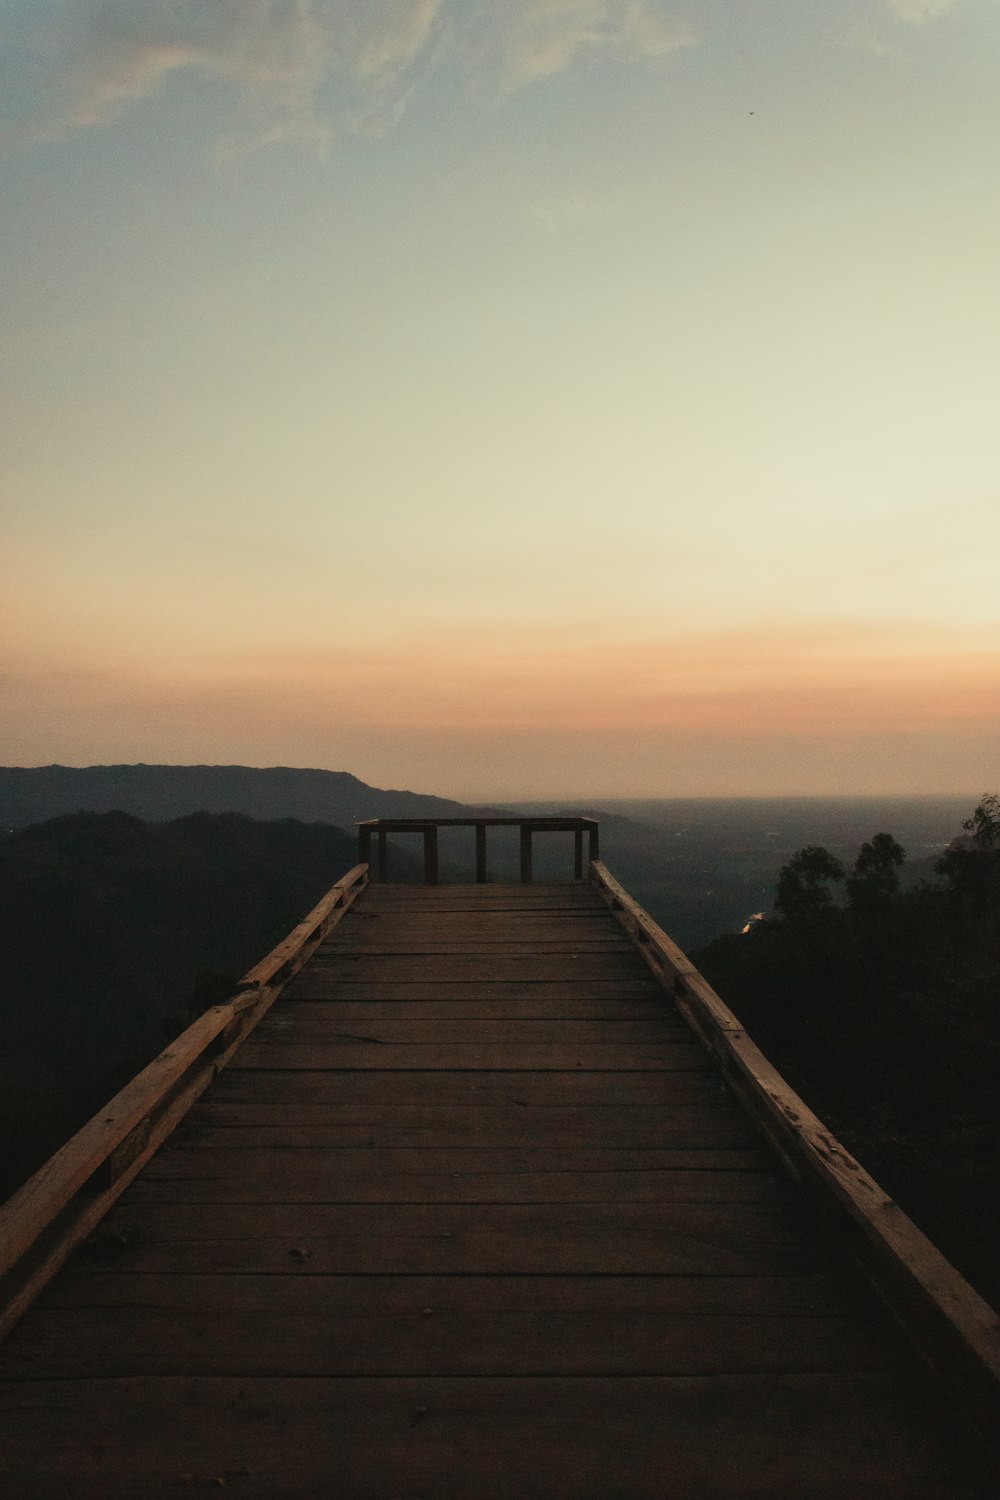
[2,2,997,796]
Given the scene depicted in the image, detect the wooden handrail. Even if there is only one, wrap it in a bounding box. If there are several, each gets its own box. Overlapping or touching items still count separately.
[0,862,369,1343]
[356,816,599,884]
[589,858,1000,1463]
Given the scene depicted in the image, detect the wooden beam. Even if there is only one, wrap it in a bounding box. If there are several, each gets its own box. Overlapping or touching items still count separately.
[475,823,487,883]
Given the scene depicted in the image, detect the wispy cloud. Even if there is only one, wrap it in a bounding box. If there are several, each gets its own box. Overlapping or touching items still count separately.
[886,0,961,23]
[470,0,697,95]
[7,0,696,153]
[8,0,445,153]
[848,0,963,64]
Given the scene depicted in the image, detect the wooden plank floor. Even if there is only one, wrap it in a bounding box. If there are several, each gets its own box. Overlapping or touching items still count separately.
[0,883,993,1497]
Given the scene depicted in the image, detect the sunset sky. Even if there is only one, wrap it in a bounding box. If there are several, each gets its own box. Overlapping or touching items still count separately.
[2,0,998,800]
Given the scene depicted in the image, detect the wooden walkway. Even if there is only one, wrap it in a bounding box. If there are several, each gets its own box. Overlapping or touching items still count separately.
[0,879,996,1497]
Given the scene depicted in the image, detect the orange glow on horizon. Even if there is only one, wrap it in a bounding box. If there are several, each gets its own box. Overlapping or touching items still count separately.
[4,619,997,758]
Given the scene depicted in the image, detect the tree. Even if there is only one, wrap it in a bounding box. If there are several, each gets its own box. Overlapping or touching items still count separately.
[936,793,1000,901]
[774,845,845,922]
[962,793,1000,849]
[846,832,905,914]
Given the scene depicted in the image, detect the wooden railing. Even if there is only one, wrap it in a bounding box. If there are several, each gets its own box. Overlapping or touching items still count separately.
[588,859,1000,1465]
[0,862,369,1342]
[356,816,599,885]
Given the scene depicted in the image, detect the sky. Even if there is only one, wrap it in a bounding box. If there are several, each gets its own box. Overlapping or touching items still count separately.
[1,0,998,801]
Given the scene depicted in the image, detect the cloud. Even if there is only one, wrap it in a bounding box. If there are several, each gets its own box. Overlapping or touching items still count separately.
[63,1,329,145]
[886,0,961,22]
[346,0,443,78]
[9,0,696,152]
[472,0,698,94]
[13,0,445,152]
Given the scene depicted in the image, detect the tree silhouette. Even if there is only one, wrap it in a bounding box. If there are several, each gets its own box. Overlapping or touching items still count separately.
[695,798,1000,1307]
[846,832,905,914]
[774,844,845,921]
[936,794,1000,902]
[962,793,1000,848]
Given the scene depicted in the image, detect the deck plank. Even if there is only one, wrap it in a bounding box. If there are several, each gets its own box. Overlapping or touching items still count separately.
[6,1273,900,1378]
[254,1007,687,1037]
[125,1148,789,1202]
[72,1198,830,1275]
[0,1375,989,1500]
[282,978,667,1003]
[229,1042,710,1070]
[306,954,644,980]
[169,1112,765,1150]
[199,1067,733,1108]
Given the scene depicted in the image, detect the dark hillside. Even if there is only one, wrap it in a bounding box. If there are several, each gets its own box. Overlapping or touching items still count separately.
[0,811,368,1202]
[0,764,489,832]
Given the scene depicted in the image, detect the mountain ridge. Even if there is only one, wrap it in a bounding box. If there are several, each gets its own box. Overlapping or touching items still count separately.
[0,763,495,832]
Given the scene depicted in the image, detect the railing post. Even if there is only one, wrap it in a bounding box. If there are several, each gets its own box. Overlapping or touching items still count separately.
[424,825,439,885]
[360,818,599,885]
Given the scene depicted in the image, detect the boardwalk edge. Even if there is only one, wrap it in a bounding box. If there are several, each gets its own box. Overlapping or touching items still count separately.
[0,863,369,1342]
[589,857,1000,1467]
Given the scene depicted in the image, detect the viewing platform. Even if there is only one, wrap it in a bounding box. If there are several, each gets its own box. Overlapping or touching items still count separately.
[0,818,997,1496]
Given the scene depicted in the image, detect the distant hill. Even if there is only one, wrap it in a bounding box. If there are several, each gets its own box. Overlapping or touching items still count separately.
[0,764,491,833]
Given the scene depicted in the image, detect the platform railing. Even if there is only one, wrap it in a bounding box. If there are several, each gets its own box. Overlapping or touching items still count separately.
[588,858,1000,1465]
[356,816,599,885]
[0,862,369,1343]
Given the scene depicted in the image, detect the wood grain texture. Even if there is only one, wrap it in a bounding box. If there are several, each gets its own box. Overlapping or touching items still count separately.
[282,978,666,1002]
[125,1147,787,1203]
[0,1375,990,1500]
[265,997,678,1020]
[167,1112,764,1151]
[67,1199,838,1275]
[336,911,621,928]
[27,1268,874,1316]
[6,1273,898,1379]
[201,1066,732,1108]
[307,954,643,980]
[229,1042,711,1071]
[323,938,635,953]
[254,1007,687,1038]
